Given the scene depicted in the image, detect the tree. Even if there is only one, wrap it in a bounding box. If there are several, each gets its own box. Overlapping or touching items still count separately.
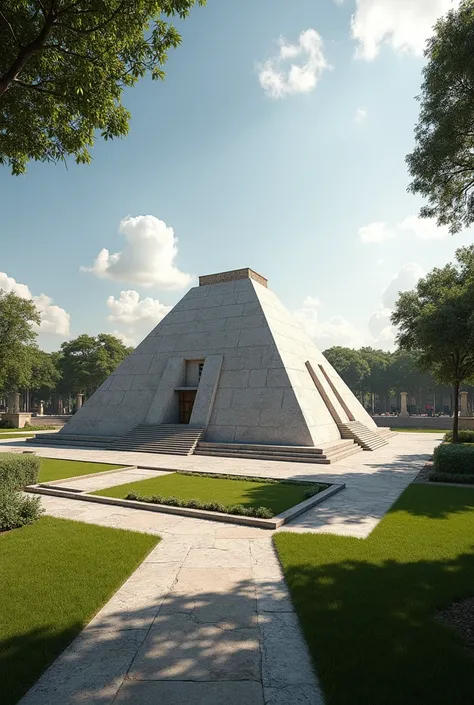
[0,0,204,174]
[392,246,474,442]
[58,333,132,397]
[323,347,370,398]
[406,0,474,233]
[359,348,392,411]
[0,290,40,393]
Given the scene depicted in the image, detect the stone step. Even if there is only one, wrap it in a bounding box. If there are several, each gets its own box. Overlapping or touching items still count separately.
[197,439,355,454]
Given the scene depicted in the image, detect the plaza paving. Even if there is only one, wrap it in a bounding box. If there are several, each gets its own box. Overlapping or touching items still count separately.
[0,432,442,705]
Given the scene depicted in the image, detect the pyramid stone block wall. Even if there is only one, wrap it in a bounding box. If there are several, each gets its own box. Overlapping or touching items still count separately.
[61,269,377,447]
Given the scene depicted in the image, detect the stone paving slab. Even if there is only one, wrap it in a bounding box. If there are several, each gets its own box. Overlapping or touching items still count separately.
[114,681,265,704]
[17,433,441,705]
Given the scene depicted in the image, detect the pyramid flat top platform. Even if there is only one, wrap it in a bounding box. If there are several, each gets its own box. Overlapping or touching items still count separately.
[198,268,267,288]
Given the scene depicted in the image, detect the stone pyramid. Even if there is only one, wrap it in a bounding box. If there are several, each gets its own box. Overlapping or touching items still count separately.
[60,268,379,448]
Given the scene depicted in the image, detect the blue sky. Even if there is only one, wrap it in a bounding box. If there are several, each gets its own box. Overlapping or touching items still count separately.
[1,0,471,352]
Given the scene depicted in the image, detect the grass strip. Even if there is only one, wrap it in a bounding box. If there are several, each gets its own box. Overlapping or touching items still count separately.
[274,484,474,705]
[38,458,125,483]
[1,516,158,705]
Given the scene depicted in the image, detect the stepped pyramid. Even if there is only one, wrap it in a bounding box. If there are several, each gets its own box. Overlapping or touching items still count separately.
[35,268,391,460]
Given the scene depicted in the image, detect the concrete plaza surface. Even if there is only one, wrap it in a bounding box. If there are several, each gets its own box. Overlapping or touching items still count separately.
[4,432,441,705]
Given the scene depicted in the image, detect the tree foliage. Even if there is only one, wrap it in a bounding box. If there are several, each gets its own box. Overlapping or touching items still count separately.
[0,290,40,392]
[0,0,204,174]
[58,333,132,396]
[406,0,474,233]
[392,245,474,441]
[323,346,369,395]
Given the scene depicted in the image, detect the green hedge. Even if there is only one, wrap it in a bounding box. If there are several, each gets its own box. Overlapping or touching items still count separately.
[443,430,474,443]
[126,492,275,518]
[432,444,474,475]
[0,454,42,531]
[430,472,474,484]
[0,453,40,490]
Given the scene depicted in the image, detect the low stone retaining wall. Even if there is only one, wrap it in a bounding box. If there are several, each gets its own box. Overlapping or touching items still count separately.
[374,416,452,431]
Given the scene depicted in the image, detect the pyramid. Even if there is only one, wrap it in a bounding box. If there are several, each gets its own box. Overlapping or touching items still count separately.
[59,268,381,450]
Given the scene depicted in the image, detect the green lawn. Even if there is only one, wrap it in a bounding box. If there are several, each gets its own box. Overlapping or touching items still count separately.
[0,516,158,705]
[274,484,474,705]
[395,427,447,433]
[38,458,125,483]
[93,472,317,515]
[0,426,60,433]
[0,433,34,439]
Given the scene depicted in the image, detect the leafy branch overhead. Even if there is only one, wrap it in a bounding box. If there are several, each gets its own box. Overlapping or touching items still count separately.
[0,0,204,174]
[406,0,474,233]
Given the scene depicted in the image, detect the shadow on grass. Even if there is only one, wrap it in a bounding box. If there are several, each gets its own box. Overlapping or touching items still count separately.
[276,547,474,705]
[2,564,315,705]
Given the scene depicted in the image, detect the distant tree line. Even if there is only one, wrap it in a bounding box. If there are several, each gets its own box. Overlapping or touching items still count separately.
[0,290,132,414]
[323,346,465,415]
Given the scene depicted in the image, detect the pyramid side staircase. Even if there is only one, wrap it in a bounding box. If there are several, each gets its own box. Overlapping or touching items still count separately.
[337,421,390,451]
[194,438,362,464]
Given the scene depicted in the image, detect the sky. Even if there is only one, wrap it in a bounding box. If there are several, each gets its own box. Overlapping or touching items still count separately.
[1,0,472,353]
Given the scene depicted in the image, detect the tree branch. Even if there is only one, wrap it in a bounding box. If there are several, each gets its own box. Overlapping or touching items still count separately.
[0,10,19,46]
[0,7,56,98]
[12,78,65,100]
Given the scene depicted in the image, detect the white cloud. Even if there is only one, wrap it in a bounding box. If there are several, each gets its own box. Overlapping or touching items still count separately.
[359,214,451,244]
[296,261,424,352]
[355,107,368,123]
[399,214,450,240]
[358,222,395,244]
[0,272,70,336]
[258,29,330,98]
[82,215,192,289]
[382,262,424,308]
[351,0,460,60]
[294,297,365,348]
[106,290,172,347]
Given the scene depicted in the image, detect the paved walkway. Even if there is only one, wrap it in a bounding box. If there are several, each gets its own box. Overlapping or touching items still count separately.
[7,432,442,705]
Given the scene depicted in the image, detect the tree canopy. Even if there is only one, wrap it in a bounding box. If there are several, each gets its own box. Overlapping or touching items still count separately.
[0,290,40,393]
[0,0,204,174]
[323,346,369,396]
[58,333,132,396]
[406,0,474,233]
[392,245,474,441]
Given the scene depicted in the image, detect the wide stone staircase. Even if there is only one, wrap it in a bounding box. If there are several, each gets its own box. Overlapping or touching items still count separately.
[337,421,391,451]
[110,424,205,455]
[194,438,362,464]
[27,424,205,456]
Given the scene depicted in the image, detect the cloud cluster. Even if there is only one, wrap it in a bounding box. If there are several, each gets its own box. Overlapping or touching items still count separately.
[83,215,192,290]
[359,214,450,244]
[354,107,368,123]
[0,272,70,336]
[350,0,460,60]
[106,290,172,347]
[295,261,424,351]
[294,296,365,348]
[258,29,330,98]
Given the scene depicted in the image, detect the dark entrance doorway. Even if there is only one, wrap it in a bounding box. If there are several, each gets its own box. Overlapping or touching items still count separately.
[178,390,196,424]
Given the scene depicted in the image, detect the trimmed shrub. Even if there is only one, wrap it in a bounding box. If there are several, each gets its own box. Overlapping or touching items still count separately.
[432,444,474,475]
[0,420,14,429]
[0,491,42,531]
[0,453,40,491]
[125,492,276,518]
[430,472,474,485]
[443,430,474,443]
[0,453,42,531]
